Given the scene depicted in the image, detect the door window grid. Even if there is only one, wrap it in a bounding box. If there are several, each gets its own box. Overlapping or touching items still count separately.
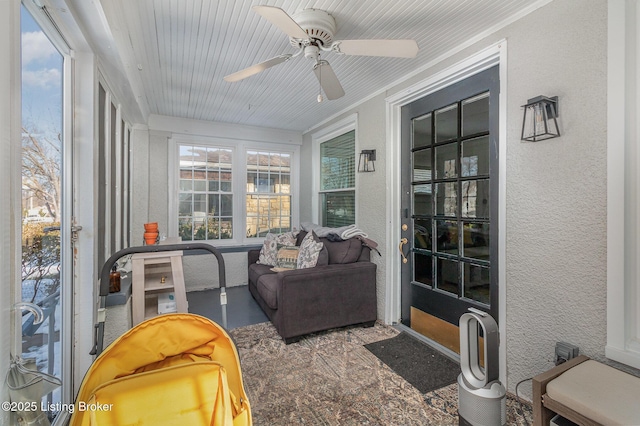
[411,91,491,306]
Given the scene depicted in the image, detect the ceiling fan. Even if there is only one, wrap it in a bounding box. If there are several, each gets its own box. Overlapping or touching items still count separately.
[223,5,419,101]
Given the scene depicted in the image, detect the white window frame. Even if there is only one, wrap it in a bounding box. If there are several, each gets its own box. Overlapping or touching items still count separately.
[606,0,640,370]
[168,135,300,245]
[311,113,358,225]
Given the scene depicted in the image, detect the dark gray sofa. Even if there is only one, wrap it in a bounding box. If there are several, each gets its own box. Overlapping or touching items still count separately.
[247,231,377,343]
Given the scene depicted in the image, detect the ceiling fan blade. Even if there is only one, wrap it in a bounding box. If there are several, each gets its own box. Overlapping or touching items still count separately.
[333,39,419,58]
[313,61,345,100]
[224,54,292,82]
[252,5,309,40]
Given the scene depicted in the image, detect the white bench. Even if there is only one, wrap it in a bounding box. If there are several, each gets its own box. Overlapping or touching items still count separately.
[533,355,640,425]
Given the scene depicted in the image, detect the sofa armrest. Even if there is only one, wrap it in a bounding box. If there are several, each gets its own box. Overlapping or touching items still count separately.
[248,249,261,266]
[276,262,377,338]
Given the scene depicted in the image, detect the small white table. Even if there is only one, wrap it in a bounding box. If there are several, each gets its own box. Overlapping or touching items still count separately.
[131,250,187,325]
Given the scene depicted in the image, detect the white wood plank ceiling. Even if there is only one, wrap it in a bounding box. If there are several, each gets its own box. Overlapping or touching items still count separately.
[94,0,544,131]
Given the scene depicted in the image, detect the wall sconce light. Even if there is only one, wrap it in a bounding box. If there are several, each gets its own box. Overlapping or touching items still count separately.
[358,149,376,172]
[521,95,560,142]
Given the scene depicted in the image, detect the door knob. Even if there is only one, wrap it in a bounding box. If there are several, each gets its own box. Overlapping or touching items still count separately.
[398,238,408,264]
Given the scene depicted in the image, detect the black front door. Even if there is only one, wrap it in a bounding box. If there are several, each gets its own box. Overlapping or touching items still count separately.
[400,66,499,344]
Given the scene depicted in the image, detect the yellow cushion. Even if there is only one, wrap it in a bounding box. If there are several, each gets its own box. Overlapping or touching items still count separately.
[89,362,232,425]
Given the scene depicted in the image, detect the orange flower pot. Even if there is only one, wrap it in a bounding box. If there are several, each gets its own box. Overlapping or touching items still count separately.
[144,222,158,232]
[144,232,158,245]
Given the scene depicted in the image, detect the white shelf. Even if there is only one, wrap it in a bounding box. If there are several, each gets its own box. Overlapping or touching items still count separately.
[131,251,187,325]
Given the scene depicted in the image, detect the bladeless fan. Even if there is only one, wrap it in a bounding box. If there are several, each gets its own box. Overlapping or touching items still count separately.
[458,308,506,426]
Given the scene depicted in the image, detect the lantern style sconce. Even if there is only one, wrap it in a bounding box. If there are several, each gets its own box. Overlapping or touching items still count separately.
[358,149,376,172]
[521,95,560,142]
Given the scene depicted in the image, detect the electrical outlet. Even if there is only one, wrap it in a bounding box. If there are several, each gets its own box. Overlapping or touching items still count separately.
[555,341,579,365]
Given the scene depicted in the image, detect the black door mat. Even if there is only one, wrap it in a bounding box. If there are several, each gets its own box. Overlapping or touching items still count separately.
[364,332,460,393]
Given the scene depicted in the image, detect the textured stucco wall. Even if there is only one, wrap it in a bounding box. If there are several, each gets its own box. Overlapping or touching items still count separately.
[502,0,608,392]
[300,0,608,396]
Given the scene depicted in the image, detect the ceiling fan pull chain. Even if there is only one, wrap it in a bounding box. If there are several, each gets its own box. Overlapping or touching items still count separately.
[317,61,323,103]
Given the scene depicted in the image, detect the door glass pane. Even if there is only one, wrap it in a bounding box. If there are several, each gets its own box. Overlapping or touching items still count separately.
[461,136,489,177]
[463,223,490,261]
[436,257,459,295]
[413,252,433,286]
[462,179,490,219]
[435,104,458,142]
[435,182,457,217]
[435,143,457,179]
[413,184,432,216]
[413,218,432,250]
[412,148,431,181]
[463,262,490,305]
[436,220,458,255]
[21,6,64,420]
[413,113,432,149]
[462,92,489,136]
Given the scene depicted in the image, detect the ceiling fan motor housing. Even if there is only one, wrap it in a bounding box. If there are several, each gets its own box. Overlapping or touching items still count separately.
[289,8,336,48]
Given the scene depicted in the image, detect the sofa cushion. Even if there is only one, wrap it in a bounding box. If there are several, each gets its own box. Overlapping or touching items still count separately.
[256,273,279,310]
[248,263,275,286]
[323,238,363,264]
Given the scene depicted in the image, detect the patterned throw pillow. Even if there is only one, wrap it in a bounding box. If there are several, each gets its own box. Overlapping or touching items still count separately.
[272,246,300,271]
[297,231,324,269]
[257,231,298,266]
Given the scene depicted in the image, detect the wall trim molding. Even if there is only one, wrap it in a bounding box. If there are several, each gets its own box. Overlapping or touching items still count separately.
[606,0,640,370]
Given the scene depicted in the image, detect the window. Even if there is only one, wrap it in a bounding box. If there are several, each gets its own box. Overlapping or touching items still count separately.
[172,139,298,243]
[178,144,233,241]
[246,151,292,237]
[319,130,355,227]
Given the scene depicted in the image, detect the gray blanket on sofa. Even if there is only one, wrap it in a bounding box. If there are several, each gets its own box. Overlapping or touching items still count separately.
[300,222,379,252]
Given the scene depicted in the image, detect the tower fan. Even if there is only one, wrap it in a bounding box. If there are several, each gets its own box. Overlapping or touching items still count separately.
[458,308,506,426]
